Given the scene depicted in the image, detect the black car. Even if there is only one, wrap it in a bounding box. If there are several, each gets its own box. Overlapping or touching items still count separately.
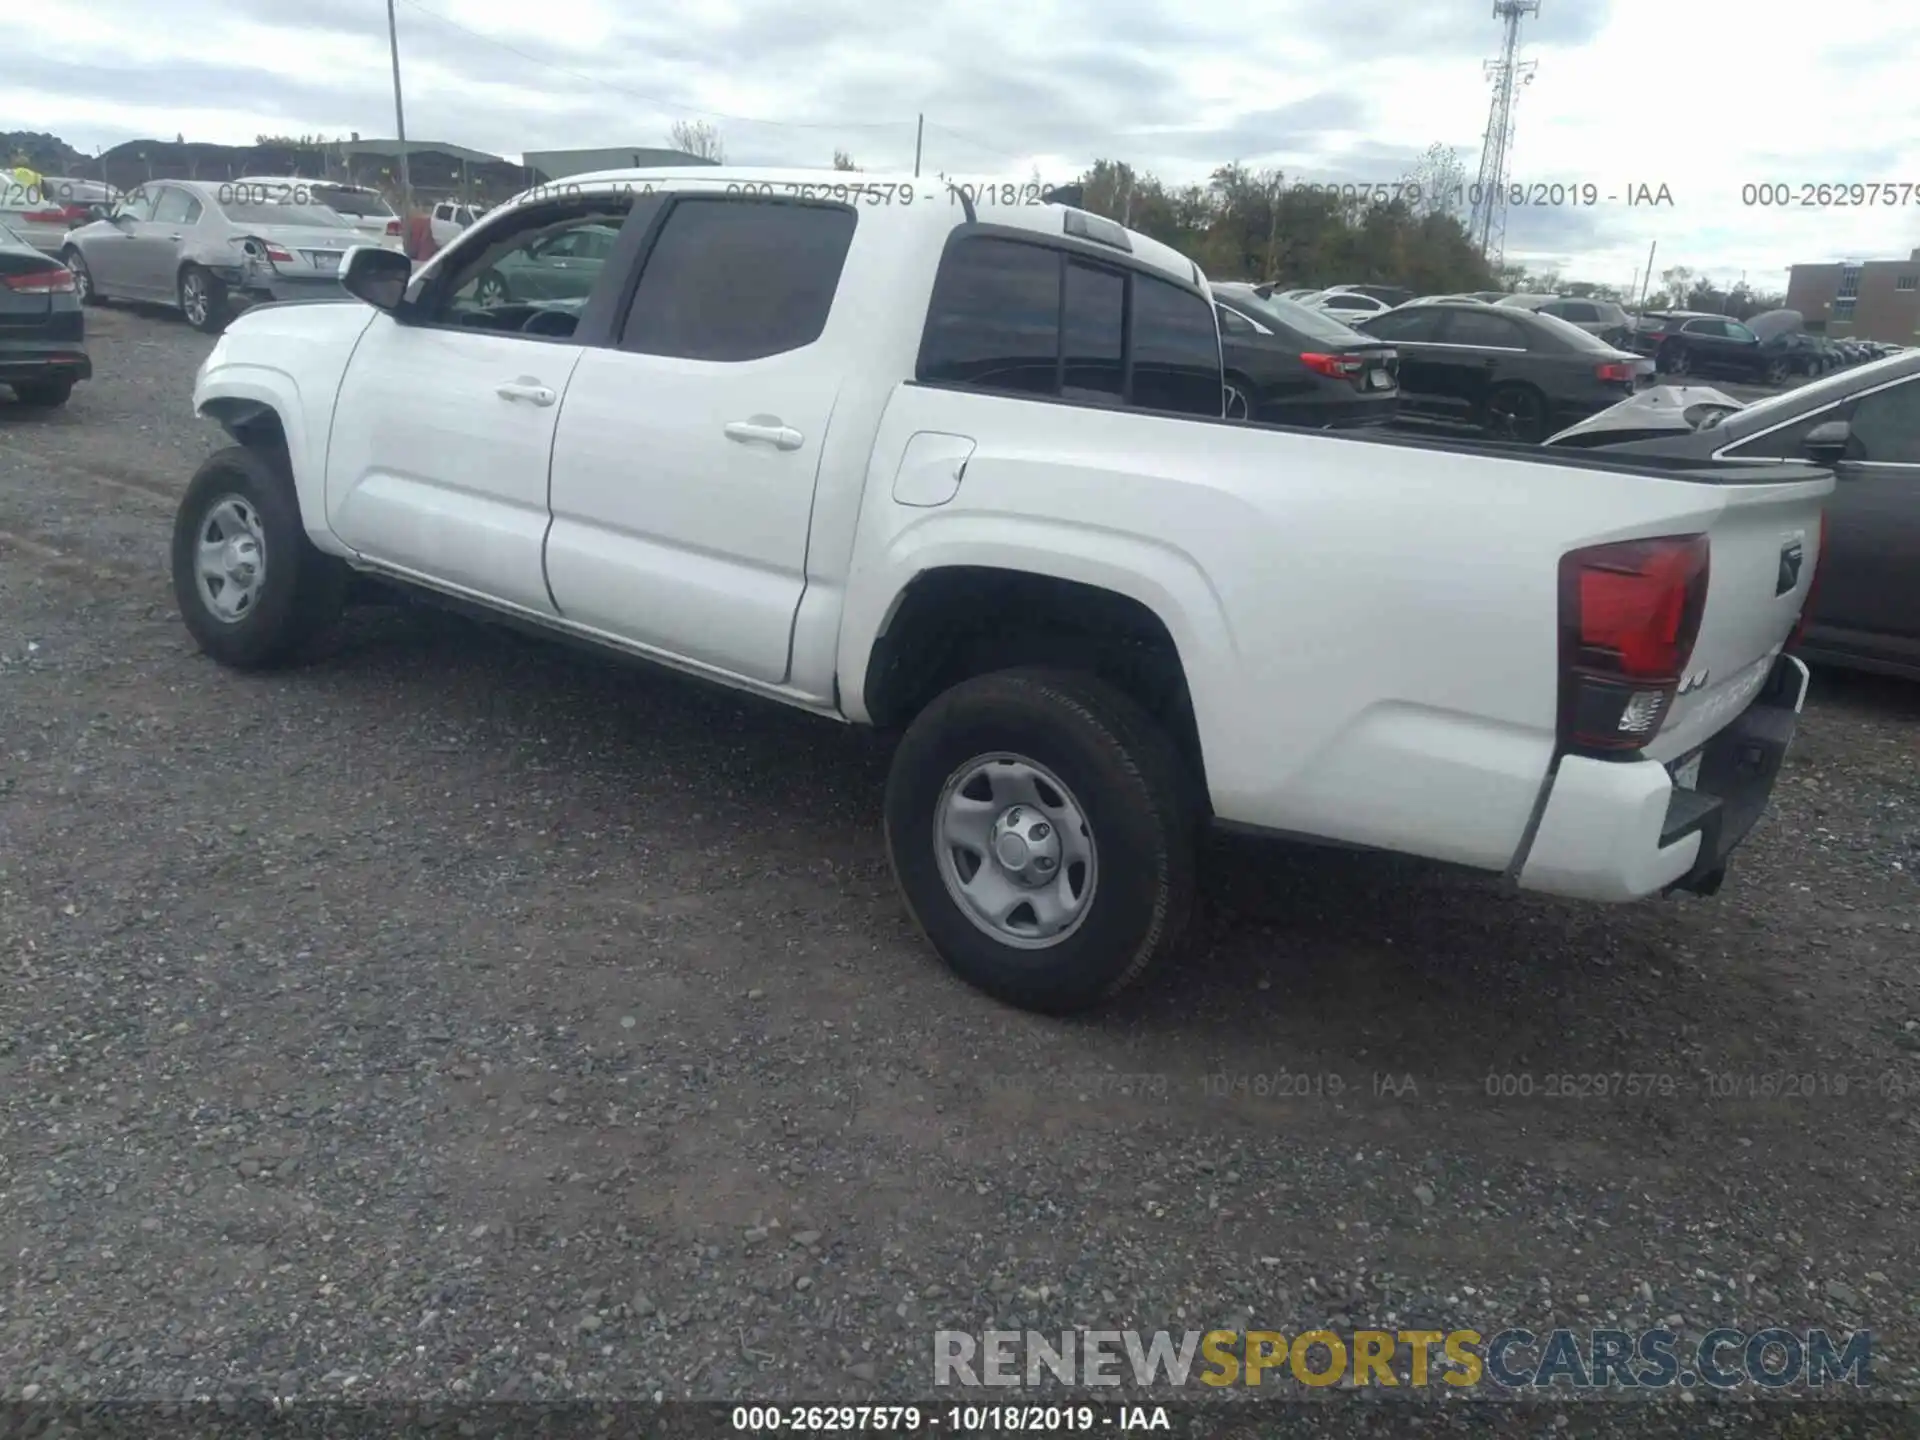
[1352,301,1652,442]
[1547,350,1920,680]
[1626,311,1769,382]
[0,218,90,408]
[1212,284,1399,428]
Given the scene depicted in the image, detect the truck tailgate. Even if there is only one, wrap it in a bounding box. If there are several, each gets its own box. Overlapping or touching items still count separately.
[1646,475,1829,762]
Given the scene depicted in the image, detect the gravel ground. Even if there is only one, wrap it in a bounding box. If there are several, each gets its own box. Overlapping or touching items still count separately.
[1,305,1917,1427]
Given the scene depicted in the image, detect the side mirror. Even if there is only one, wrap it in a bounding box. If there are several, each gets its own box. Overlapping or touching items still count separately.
[1804,419,1851,464]
[110,210,138,228]
[87,204,113,222]
[340,244,413,313]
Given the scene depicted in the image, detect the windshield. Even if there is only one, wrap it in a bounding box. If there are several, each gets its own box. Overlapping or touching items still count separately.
[1218,288,1372,345]
[216,198,353,228]
[313,185,395,218]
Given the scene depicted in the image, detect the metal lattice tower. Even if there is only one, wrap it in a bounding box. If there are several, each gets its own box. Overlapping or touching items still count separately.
[1469,0,1539,269]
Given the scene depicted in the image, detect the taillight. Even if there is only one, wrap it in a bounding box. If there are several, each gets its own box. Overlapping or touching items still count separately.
[386,219,402,236]
[1,267,76,293]
[1789,513,1829,650]
[263,244,295,264]
[1595,361,1638,383]
[21,209,66,224]
[1301,352,1363,379]
[1557,535,1710,753]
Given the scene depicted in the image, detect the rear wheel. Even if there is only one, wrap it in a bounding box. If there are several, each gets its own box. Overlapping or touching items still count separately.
[179,265,230,334]
[62,247,99,304]
[1223,378,1252,421]
[171,444,348,669]
[474,270,510,306]
[1764,357,1790,386]
[1659,343,1690,378]
[1485,383,1549,442]
[10,377,74,408]
[884,668,1197,1015]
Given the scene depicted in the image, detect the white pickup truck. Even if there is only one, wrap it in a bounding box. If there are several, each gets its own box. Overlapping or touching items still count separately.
[171,166,1831,1014]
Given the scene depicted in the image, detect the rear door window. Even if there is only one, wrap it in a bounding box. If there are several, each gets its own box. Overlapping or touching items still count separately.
[1440,309,1528,349]
[917,235,1062,397]
[1848,376,1920,461]
[151,187,202,225]
[917,234,1220,416]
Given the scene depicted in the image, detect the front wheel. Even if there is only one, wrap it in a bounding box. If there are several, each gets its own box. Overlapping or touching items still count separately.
[884,668,1197,1015]
[474,270,510,306]
[1764,358,1790,386]
[179,265,230,334]
[171,445,348,669]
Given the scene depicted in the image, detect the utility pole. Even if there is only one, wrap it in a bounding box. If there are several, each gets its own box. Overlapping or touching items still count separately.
[1468,1,1540,269]
[386,0,413,217]
[1637,240,1656,311]
[913,114,923,178]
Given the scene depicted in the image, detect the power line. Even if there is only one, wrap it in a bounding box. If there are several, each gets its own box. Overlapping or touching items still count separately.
[390,0,911,132]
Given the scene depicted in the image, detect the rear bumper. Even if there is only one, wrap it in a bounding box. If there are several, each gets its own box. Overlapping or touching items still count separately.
[1515,653,1808,902]
[0,341,92,384]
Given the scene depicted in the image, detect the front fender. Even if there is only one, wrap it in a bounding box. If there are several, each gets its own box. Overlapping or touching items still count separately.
[193,304,378,557]
[837,512,1238,761]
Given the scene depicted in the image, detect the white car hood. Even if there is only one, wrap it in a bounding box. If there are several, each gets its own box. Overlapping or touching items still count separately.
[1543,384,1747,446]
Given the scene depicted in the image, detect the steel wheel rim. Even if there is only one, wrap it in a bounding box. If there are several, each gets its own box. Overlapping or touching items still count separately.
[933,752,1098,950]
[182,272,208,326]
[193,493,268,623]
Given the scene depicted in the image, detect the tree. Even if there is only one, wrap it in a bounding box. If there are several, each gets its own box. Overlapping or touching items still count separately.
[1402,142,1468,222]
[832,149,859,171]
[669,120,725,162]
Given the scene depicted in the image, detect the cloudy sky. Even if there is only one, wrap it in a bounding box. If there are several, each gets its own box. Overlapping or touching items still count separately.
[8,0,1917,289]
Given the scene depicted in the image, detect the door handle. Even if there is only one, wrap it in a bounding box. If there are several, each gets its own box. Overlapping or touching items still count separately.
[167,234,182,241]
[496,379,556,406]
[724,419,804,451]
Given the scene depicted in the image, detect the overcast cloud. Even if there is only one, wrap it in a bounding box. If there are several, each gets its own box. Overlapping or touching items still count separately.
[7,0,1917,287]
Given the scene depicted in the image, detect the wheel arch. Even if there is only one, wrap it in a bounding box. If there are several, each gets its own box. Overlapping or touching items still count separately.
[194,374,343,556]
[851,551,1229,807]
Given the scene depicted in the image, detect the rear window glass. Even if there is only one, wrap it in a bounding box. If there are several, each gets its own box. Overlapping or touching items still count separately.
[215,196,353,228]
[1529,310,1618,351]
[314,185,395,218]
[1218,289,1369,345]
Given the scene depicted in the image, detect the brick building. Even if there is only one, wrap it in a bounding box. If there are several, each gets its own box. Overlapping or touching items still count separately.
[1785,248,1920,342]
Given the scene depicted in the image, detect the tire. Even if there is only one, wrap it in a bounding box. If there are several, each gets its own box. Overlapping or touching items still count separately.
[1484,382,1549,443]
[171,444,348,670]
[62,247,100,305]
[179,264,230,334]
[1764,358,1790,386]
[10,377,73,407]
[1660,344,1690,378]
[474,270,510,306]
[884,667,1197,1015]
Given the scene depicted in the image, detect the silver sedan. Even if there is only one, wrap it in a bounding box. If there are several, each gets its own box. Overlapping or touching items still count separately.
[60,178,401,333]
